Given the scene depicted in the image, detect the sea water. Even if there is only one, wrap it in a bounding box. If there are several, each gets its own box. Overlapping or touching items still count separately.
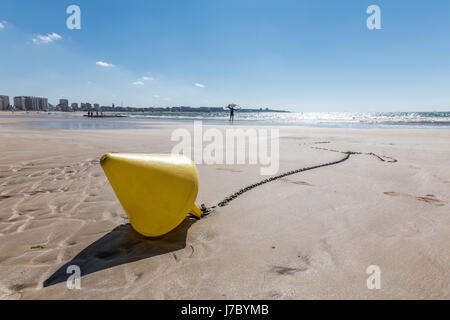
[3,111,450,129]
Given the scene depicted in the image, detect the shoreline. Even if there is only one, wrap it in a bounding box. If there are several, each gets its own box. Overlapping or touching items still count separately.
[2,111,450,130]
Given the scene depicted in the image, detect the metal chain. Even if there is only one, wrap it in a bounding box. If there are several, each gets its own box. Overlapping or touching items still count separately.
[311,146,398,163]
[195,146,397,218]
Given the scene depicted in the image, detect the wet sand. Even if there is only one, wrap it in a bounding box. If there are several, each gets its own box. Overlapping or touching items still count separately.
[0,115,449,299]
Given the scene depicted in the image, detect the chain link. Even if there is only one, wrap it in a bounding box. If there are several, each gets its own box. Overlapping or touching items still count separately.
[195,146,397,218]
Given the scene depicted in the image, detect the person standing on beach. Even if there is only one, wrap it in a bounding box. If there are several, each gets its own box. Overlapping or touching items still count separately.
[227,104,241,123]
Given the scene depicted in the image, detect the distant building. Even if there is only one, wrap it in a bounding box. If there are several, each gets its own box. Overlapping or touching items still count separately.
[210,107,225,112]
[59,99,69,111]
[94,104,100,111]
[14,96,26,110]
[25,97,36,110]
[0,95,10,110]
[71,103,79,111]
[39,98,48,111]
[80,103,92,111]
[28,97,48,110]
[13,96,47,111]
[180,106,192,112]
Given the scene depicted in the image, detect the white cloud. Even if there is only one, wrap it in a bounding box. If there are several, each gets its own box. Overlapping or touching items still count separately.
[32,32,62,44]
[96,61,115,68]
[153,95,160,98]
[132,75,153,85]
[195,83,205,88]
[0,21,6,29]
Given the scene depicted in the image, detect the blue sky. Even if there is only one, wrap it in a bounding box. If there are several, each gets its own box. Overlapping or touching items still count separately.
[1,0,450,111]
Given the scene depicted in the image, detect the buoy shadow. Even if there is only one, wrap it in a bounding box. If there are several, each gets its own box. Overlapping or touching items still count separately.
[43,218,196,288]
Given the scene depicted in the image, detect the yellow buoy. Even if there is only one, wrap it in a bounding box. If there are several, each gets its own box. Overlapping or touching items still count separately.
[100,153,202,237]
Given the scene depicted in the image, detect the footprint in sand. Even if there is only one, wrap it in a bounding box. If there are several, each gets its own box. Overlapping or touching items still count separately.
[279,178,313,187]
[172,245,195,263]
[269,253,311,276]
[270,265,308,275]
[26,189,58,196]
[265,290,283,299]
[384,192,445,207]
[7,282,37,296]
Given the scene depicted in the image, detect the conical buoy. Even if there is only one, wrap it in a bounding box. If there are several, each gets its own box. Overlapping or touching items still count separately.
[100,153,202,237]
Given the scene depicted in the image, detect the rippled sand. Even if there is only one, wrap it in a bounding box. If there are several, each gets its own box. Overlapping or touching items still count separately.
[0,115,449,299]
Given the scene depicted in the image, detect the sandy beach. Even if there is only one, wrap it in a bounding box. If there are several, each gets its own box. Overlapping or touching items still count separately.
[0,114,449,300]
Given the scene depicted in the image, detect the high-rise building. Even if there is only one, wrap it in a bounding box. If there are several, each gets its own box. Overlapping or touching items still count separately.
[80,103,92,111]
[59,99,69,111]
[0,95,10,110]
[39,98,48,111]
[71,103,79,111]
[25,97,39,110]
[14,96,26,110]
[14,96,48,111]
